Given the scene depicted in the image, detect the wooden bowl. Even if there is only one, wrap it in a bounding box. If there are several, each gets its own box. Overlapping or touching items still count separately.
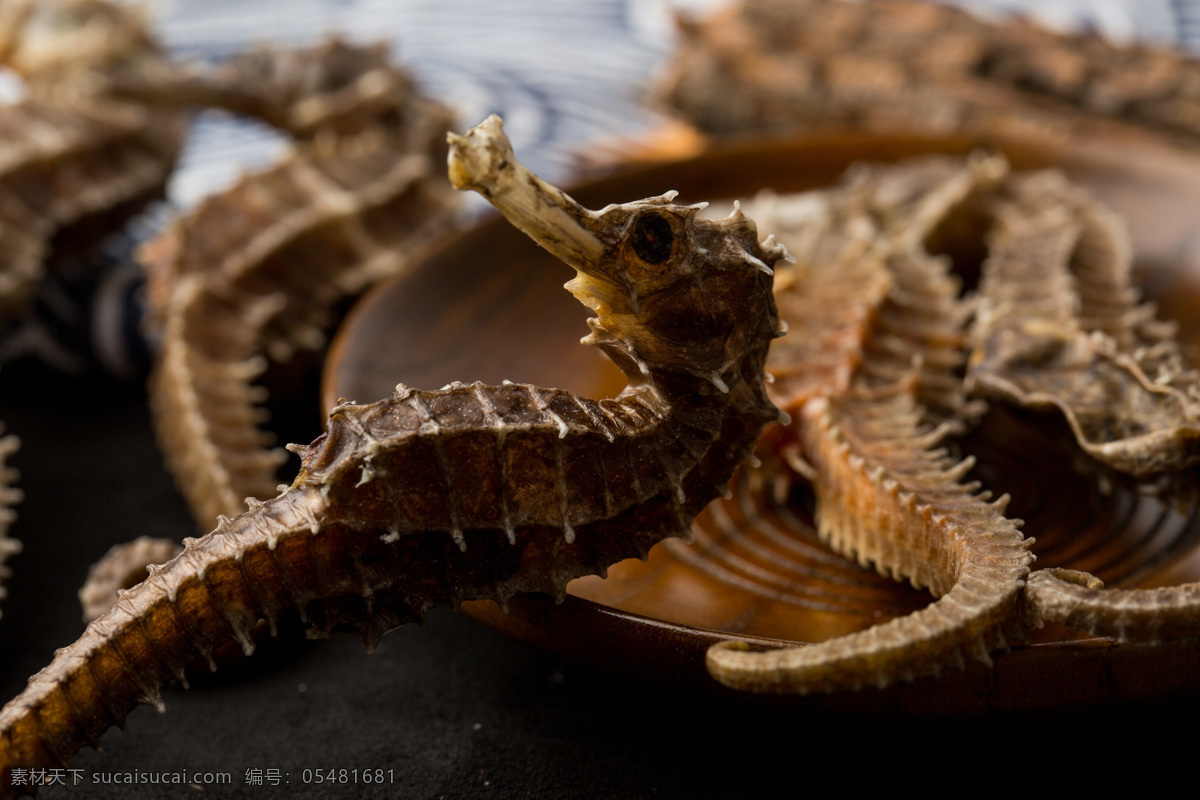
[324,133,1200,712]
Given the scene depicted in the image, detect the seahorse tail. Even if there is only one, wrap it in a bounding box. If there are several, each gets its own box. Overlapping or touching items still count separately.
[1025,568,1200,643]
[706,396,1033,694]
[0,500,312,796]
[706,556,1027,693]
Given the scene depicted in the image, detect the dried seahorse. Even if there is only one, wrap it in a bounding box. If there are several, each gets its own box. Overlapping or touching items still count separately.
[965,173,1200,642]
[661,0,1200,151]
[144,132,457,525]
[706,155,1033,693]
[136,36,454,315]
[740,155,998,490]
[968,171,1200,477]
[0,0,185,617]
[136,37,458,527]
[138,40,458,526]
[0,114,786,794]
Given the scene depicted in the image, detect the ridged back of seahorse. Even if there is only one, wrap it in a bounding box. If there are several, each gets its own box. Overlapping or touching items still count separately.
[309,381,712,542]
[1006,171,1195,388]
[707,156,1032,693]
[148,276,287,524]
[142,131,454,341]
[137,37,454,325]
[708,377,1032,693]
[807,390,1028,595]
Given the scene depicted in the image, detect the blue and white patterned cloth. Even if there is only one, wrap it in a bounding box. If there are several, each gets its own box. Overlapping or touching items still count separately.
[8,0,1200,374]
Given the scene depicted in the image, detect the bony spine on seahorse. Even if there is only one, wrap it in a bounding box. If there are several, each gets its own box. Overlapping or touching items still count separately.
[0,114,786,795]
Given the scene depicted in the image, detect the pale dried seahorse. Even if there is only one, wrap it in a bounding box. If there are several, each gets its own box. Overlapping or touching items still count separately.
[661,0,1200,152]
[965,173,1200,642]
[739,158,986,494]
[144,132,457,525]
[137,39,458,526]
[0,114,786,794]
[706,155,1033,693]
[0,0,185,617]
[968,171,1200,477]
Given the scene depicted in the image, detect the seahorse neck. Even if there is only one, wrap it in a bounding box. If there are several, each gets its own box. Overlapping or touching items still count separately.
[598,338,778,513]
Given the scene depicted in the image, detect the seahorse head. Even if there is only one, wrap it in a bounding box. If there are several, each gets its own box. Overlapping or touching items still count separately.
[448,115,786,395]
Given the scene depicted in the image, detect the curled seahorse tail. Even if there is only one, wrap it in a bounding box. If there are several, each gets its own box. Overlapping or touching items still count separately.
[1025,568,1200,643]
[706,395,1032,694]
[706,562,1026,693]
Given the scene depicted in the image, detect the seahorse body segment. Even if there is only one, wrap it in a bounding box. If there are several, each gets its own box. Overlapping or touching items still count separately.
[707,156,1034,693]
[0,115,785,794]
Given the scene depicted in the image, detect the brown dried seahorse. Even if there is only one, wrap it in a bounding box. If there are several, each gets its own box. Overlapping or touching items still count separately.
[0,114,786,794]
[706,155,1033,693]
[661,0,1200,152]
[0,0,185,616]
[966,172,1200,642]
[137,39,458,526]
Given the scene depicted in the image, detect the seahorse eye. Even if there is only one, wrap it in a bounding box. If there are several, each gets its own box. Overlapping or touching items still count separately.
[630,213,674,265]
